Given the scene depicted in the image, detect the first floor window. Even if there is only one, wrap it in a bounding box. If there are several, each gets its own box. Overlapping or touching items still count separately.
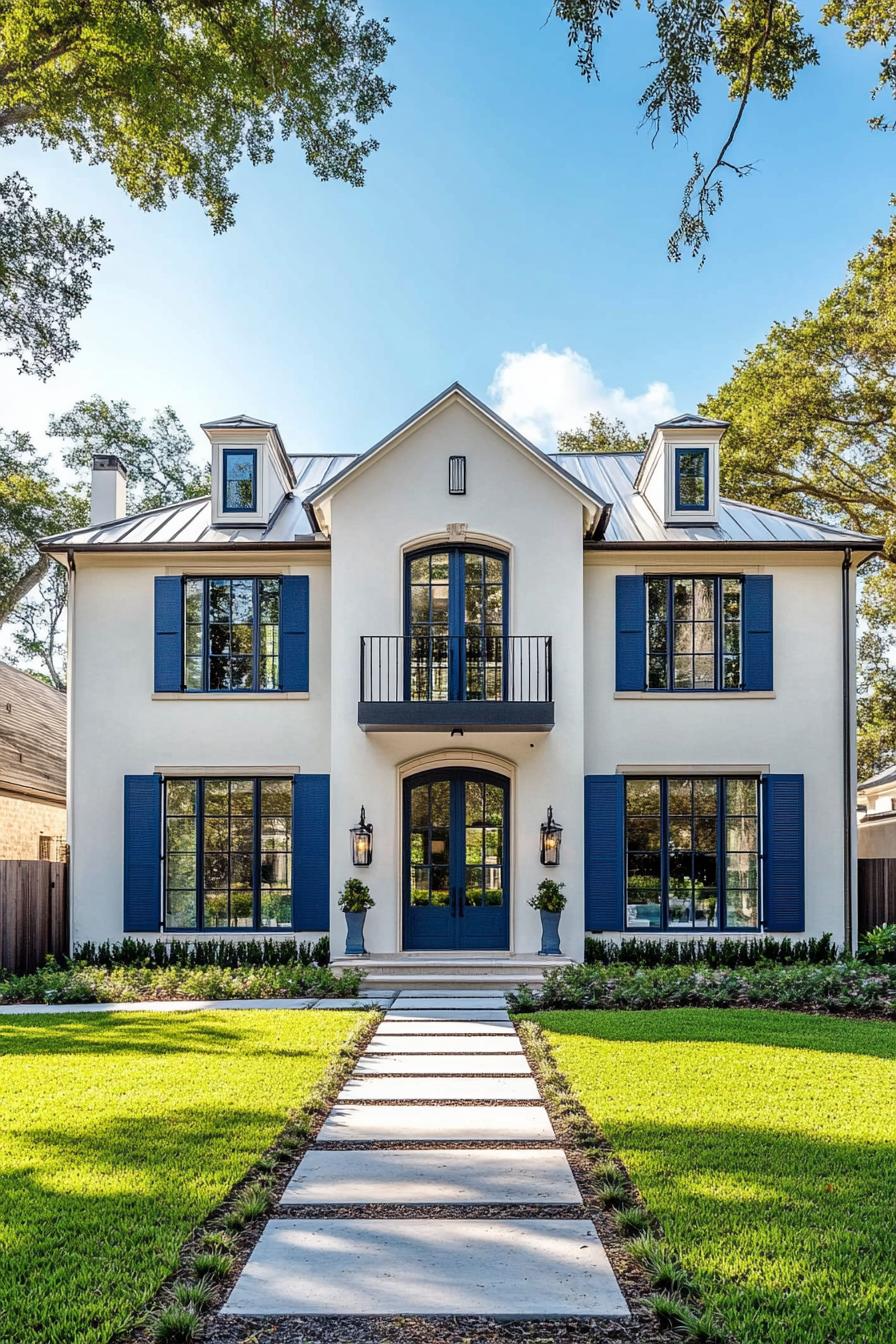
[646,575,742,690]
[164,776,292,930]
[625,775,760,931]
[184,576,280,691]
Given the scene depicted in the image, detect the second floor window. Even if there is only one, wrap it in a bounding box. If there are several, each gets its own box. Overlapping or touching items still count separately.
[646,576,742,691]
[675,446,708,509]
[184,577,280,691]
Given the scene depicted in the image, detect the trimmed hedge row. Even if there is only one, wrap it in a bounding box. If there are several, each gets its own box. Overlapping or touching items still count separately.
[71,936,331,969]
[583,933,839,968]
[0,958,362,1005]
[511,960,896,1017]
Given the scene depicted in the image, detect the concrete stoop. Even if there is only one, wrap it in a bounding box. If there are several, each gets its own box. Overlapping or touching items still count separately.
[331,952,574,991]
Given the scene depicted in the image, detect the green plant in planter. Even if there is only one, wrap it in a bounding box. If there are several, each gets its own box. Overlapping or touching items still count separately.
[339,878,374,955]
[528,879,567,913]
[338,878,375,913]
[529,879,566,956]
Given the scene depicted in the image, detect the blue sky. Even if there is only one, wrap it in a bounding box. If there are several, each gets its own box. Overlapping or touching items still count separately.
[0,0,891,468]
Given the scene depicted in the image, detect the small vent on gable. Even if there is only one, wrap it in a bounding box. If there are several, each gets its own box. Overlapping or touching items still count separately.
[449,455,466,495]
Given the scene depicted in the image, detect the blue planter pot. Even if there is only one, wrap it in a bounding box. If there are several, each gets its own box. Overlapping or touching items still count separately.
[344,910,368,956]
[538,909,562,956]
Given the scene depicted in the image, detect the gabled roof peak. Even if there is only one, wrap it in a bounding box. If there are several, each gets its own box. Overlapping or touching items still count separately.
[200,413,278,430]
[654,412,730,430]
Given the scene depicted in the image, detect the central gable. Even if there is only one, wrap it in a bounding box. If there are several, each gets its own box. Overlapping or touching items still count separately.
[305,384,607,539]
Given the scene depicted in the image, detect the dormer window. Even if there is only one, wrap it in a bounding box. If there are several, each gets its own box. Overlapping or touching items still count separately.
[222,448,257,513]
[674,447,709,511]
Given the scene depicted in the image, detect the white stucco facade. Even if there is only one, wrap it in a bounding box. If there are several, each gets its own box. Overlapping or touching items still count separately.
[45,386,879,958]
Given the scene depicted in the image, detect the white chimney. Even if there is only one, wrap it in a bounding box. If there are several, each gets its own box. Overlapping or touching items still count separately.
[90,454,128,525]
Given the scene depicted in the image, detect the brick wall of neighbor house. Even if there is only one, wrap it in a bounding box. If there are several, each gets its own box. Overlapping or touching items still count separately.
[0,791,66,860]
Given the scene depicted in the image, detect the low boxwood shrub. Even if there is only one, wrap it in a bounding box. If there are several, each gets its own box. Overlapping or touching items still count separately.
[511,959,896,1017]
[583,932,839,967]
[71,935,331,970]
[0,956,363,1005]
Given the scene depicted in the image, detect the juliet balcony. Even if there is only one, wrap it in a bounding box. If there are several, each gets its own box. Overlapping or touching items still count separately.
[358,635,554,732]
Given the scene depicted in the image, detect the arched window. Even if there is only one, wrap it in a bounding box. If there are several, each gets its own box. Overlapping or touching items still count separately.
[404,545,507,701]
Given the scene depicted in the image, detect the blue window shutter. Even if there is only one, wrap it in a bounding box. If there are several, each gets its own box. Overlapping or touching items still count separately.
[292,774,329,931]
[584,775,625,930]
[743,575,773,690]
[762,774,805,932]
[123,775,162,932]
[154,577,183,692]
[615,576,645,691]
[281,576,310,692]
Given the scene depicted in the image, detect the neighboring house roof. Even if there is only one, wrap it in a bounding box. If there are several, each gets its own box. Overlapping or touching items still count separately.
[39,400,884,554]
[858,764,896,792]
[0,662,66,803]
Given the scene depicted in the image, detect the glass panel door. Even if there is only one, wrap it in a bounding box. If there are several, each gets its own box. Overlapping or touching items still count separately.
[406,548,506,702]
[403,769,509,950]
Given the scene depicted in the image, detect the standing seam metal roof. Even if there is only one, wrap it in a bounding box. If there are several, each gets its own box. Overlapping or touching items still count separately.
[39,450,881,549]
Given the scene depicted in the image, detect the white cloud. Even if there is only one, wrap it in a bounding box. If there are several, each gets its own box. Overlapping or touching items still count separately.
[487,346,678,447]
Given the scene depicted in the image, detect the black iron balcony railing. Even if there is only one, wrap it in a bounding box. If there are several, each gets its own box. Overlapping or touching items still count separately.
[360,635,553,704]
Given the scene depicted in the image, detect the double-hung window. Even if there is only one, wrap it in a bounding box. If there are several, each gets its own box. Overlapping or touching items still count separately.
[184,577,280,691]
[646,576,742,690]
[625,775,760,931]
[164,776,292,930]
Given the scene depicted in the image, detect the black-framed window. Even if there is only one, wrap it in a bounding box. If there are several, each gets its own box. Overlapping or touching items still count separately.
[222,448,257,512]
[164,776,292,930]
[674,446,708,509]
[625,775,760,931]
[184,577,280,691]
[646,576,742,691]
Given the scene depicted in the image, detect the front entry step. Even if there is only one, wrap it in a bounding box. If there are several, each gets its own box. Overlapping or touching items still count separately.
[331,954,574,991]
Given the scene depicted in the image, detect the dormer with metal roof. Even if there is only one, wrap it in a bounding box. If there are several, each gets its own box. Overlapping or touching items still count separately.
[202,414,297,530]
[634,411,729,529]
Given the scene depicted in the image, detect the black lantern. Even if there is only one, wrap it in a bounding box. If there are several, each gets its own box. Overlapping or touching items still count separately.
[350,805,373,866]
[540,806,562,865]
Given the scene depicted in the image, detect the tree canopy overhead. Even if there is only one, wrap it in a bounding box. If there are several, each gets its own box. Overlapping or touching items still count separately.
[552,0,885,261]
[0,0,394,375]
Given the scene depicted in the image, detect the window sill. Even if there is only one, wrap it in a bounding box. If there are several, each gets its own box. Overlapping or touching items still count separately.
[152,692,310,701]
[614,691,775,701]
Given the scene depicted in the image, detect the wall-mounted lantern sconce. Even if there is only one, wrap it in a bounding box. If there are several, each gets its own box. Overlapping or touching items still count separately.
[350,805,373,866]
[540,806,562,865]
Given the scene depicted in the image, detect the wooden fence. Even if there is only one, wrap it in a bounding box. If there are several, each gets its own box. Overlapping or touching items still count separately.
[858,858,896,936]
[0,860,68,974]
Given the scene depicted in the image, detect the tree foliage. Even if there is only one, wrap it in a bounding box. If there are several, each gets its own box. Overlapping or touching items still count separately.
[1,398,206,686]
[552,0,889,261]
[0,0,393,374]
[556,409,649,453]
[702,218,896,777]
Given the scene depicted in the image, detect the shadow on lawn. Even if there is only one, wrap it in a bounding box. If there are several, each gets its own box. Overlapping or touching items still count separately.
[537,1005,896,1061]
[0,1104,290,1344]
[539,1010,896,1344]
[0,1014,322,1059]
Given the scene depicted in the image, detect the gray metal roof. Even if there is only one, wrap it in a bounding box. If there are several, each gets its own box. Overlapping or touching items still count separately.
[40,447,882,552]
[858,764,896,792]
[200,414,278,430]
[654,412,730,430]
[555,452,881,547]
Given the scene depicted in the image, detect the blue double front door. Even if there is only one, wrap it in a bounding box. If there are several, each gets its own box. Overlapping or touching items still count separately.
[403,767,509,950]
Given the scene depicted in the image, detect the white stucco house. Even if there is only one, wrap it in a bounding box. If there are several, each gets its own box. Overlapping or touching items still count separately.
[40,384,882,979]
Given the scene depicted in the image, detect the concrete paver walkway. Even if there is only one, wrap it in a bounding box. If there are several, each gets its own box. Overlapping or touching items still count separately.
[221,989,629,1320]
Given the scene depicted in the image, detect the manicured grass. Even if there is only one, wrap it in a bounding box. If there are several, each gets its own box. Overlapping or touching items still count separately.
[538,1008,896,1344]
[0,1009,365,1344]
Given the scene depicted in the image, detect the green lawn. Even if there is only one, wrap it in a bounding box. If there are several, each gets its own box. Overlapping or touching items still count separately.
[0,1009,365,1344]
[538,1008,896,1344]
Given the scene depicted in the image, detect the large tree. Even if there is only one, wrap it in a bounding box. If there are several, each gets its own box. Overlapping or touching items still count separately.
[0,0,393,375]
[551,0,884,261]
[2,397,208,687]
[702,217,896,777]
[556,410,649,454]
